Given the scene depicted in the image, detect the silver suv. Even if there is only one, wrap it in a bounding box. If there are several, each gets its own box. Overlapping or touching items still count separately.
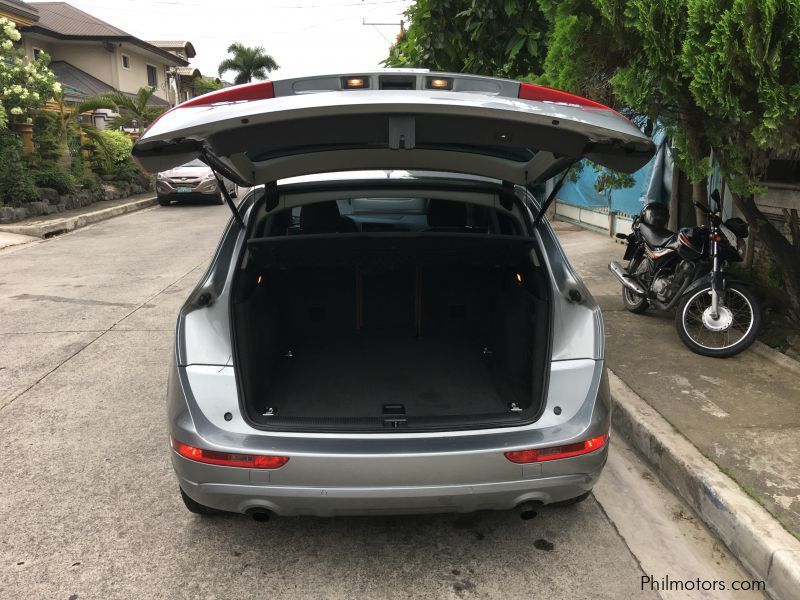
[133,70,654,519]
[156,158,237,206]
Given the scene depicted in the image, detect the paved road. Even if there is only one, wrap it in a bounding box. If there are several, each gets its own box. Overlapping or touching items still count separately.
[0,203,763,599]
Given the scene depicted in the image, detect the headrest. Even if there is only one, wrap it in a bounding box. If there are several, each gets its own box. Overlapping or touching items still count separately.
[300,201,341,233]
[427,199,467,228]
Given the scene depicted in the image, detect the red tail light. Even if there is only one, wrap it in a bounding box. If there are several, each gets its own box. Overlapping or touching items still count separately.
[504,433,608,464]
[518,82,612,110]
[180,80,275,108]
[142,81,275,135]
[172,438,288,469]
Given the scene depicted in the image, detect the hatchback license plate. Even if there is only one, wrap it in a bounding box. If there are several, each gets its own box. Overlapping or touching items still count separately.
[176,186,192,193]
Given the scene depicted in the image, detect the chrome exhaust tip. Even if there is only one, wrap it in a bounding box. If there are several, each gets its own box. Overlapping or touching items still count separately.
[246,508,272,522]
[516,502,540,521]
[608,261,647,296]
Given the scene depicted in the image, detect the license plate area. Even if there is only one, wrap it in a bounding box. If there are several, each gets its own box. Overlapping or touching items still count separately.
[177,186,193,193]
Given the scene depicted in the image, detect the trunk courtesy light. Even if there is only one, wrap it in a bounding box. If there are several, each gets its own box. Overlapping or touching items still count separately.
[426,77,453,90]
[172,439,288,469]
[343,76,368,89]
[504,433,608,463]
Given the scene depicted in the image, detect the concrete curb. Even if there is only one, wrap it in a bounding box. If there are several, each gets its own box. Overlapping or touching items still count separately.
[0,196,157,238]
[608,369,800,600]
[751,341,800,380]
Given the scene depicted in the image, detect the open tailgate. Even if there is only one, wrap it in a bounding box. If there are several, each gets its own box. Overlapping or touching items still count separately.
[132,71,655,187]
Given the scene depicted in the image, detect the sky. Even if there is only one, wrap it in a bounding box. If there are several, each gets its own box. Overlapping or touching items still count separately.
[48,0,414,79]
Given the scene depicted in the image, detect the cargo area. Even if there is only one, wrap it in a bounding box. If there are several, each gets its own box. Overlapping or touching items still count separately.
[231,229,551,432]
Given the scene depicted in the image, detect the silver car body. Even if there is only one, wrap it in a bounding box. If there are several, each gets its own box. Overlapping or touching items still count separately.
[156,159,236,200]
[133,70,654,517]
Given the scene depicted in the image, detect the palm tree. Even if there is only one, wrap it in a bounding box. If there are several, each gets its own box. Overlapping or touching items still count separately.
[218,43,279,85]
[98,87,167,135]
[54,92,118,143]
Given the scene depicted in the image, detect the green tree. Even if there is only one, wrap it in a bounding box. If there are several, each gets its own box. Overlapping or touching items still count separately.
[97,88,166,135]
[217,43,279,85]
[536,0,626,105]
[192,76,223,96]
[384,0,548,78]
[50,92,118,151]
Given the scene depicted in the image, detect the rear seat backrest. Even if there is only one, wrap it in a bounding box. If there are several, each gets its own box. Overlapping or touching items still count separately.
[300,201,343,234]
[426,199,468,231]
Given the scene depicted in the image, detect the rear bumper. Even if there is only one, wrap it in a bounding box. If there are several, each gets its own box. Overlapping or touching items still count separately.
[167,356,612,517]
[174,449,607,516]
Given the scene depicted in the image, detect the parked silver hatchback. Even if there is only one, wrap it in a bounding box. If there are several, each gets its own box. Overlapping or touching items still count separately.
[133,70,654,519]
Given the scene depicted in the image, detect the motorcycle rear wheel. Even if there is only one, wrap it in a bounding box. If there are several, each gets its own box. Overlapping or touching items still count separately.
[675,282,760,358]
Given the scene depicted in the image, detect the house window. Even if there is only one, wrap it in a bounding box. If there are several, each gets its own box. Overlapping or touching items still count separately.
[32,47,43,60]
[146,64,158,87]
[121,54,130,69]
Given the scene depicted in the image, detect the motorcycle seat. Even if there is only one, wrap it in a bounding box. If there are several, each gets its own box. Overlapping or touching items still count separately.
[639,222,677,248]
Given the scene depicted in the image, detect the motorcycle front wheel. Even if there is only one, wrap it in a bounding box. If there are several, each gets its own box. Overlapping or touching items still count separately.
[675,282,760,357]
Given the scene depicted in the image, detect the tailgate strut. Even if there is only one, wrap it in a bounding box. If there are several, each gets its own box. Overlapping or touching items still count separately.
[200,149,246,229]
[532,159,579,226]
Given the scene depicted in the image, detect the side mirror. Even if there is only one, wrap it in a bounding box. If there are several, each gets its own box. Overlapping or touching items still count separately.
[710,189,722,213]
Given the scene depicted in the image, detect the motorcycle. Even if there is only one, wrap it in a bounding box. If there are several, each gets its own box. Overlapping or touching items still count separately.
[608,190,760,358]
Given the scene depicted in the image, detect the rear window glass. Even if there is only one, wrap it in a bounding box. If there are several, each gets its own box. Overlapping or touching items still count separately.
[262,198,520,237]
[248,144,537,163]
[343,198,425,215]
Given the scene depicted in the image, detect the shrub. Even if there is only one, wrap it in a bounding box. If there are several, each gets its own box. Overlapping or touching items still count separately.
[87,129,133,176]
[0,130,38,204]
[32,111,64,163]
[70,155,100,191]
[113,157,149,185]
[79,172,100,191]
[33,162,77,194]
[96,130,132,163]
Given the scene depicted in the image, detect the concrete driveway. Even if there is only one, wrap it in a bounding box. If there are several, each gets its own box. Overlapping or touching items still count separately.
[0,202,762,599]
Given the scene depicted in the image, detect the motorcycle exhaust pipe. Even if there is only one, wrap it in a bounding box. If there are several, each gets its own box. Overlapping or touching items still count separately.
[608,261,647,296]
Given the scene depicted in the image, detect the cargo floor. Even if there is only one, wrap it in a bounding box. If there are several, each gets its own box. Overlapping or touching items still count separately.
[264,335,512,419]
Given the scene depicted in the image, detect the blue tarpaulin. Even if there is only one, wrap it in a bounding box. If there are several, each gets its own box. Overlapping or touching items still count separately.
[557,128,672,216]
